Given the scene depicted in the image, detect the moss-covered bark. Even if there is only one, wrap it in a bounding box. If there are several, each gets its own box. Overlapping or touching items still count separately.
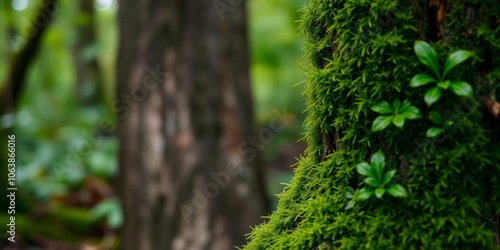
[243,0,500,249]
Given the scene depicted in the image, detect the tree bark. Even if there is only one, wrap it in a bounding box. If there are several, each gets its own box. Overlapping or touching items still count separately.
[72,0,106,107]
[116,0,269,249]
[1,0,57,115]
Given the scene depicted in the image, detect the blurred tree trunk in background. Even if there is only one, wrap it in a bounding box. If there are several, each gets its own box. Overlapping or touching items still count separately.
[1,0,57,115]
[117,0,270,249]
[72,0,106,106]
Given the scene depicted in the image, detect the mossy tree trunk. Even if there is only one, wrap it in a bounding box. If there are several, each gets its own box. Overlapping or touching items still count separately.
[117,0,269,249]
[244,0,500,249]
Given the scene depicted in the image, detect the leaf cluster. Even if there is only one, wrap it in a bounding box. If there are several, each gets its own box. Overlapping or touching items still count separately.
[410,41,473,106]
[345,151,407,210]
[371,99,422,131]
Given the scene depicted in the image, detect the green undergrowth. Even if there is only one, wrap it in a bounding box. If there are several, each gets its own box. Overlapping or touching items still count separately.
[243,0,500,249]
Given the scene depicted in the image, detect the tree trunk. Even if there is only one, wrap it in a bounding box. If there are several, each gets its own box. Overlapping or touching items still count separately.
[1,0,57,115]
[116,0,269,249]
[72,0,106,106]
[244,0,500,249]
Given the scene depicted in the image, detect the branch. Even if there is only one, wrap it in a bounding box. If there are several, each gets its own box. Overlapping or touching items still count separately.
[1,0,58,115]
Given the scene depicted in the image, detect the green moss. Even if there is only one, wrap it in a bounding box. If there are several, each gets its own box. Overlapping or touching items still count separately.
[243,0,500,249]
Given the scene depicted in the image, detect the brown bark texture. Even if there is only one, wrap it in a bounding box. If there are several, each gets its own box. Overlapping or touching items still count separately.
[116,0,269,249]
[73,0,106,106]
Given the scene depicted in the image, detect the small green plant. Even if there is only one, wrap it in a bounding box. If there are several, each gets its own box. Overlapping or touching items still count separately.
[371,99,422,132]
[410,41,473,106]
[355,150,407,200]
[426,111,454,138]
[343,187,357,210]
[345,151,407,210]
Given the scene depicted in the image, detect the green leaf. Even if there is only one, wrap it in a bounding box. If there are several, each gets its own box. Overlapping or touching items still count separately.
[344,187,355,199]
[356,187,374,200]
[345,200,355,210]
[414,41,440,77]
[387,184,408,197]
[371,101,393,114]
[424,87,442,106]
[429,111,444,125]
[444,121,454,129]
[356,162,371,176]
[365,177,380,188]
[410,74,437,87]
[375,188,386,199]
[383,170,396,185]
[90,198,123,229]
[443,50,471,77]
[449,81,473,97]
[400,106,422,120]
[108,211,123,229]
[371,115,393,132]
[392,99,401,112]
[399,100,412,113]
[426,127,443,138]
[437,80,450,89]
[90,201,111,221]
[370,150,385,181]
[370,150,385,169]
[392,115,405,129]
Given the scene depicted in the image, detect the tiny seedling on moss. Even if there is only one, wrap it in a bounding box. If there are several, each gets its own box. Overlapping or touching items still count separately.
[344,187,357,210]
[346,151,407,210]
[410,41,473,106]
[426,111,454,137]
[371,99,422,132]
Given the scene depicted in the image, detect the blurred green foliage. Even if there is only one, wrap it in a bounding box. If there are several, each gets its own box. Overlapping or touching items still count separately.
[1,0,119,246]
[249,0,307,162]
[0,0,307,246]
[5,0,117,197]
[249,0,308,207]
[250,0,306,124]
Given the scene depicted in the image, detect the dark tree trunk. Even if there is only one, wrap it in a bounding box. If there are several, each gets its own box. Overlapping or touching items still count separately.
[116,0,270,249]
[72,0,106,106]
[1,0,57,115]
